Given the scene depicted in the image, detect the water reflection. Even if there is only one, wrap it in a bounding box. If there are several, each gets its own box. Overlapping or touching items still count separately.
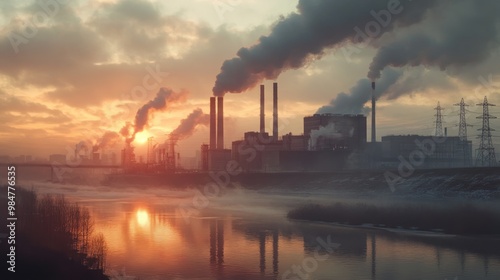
[218,220,224,266]
[273,231,279,278]
[85,201,500,280]
[210,220,217,265]
[136,209,149,228]
[254,230,280,277]
[208,219,225,278]
[259,232,265,274]
[371,233,377,280]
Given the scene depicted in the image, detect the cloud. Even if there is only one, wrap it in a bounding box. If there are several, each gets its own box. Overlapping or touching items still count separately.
[0,0,212,108]
[0,24,108,78]
[0,92,71,124]
[368,0,500,80]
[88,0,191,60]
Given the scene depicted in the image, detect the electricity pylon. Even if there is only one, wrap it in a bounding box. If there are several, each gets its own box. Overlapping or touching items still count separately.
[435,102,444,137]
[475,96,497,167]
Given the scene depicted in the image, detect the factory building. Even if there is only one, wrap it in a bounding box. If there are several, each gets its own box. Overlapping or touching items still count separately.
[231,132,349,172]
[229,82,349,172]
[120,78,485,173]
[380,135,473,168]
[304,114,367,151]
[224,83,368,172]
[231,132,278,171]
[282,133,308,151]
[208,149,232,171]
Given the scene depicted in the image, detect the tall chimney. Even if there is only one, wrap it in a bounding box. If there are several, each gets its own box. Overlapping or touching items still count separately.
[210,97,216,149]
[273,82,278,142]
[371,82,376,143]
[217,96,224,149]
[260,85,265,134]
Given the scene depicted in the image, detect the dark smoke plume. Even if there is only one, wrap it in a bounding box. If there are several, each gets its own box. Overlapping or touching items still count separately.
[75,140,90,156]
[93,131,121,152]
[120,122,133,139]
[317,68,402,115]
[171,108,209,141]
[123,87,187,143]
[368,0,500,80]
[213,0,438,95]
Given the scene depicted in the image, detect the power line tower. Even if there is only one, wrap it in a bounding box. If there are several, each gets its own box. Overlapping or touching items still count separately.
[454,98,472,141]
[475,96,497,167]
[435,102,444,137]
[454,98,473,166]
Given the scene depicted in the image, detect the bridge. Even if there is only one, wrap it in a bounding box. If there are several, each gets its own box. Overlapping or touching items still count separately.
[0,163,122,169]
[0,162,122,182]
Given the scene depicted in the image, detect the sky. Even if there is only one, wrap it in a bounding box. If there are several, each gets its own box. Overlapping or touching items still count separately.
[1,0,500,160]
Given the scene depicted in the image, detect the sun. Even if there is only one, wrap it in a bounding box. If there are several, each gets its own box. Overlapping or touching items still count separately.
[134,131,149,144]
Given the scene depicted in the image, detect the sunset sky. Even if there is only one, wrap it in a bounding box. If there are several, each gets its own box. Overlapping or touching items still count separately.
[1,0,500,159]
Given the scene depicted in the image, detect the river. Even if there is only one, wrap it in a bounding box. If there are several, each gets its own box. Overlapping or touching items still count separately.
[30,182,500,280]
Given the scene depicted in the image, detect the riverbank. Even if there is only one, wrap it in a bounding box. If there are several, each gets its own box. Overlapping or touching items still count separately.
[287,202,500,235]
[102,167,500,199]
[0,186,109,280]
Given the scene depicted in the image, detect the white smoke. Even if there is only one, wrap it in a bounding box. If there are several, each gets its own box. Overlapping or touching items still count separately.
[308,123,347,151]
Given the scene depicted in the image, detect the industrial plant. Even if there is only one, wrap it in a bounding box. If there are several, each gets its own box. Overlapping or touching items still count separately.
[118,82,496,173]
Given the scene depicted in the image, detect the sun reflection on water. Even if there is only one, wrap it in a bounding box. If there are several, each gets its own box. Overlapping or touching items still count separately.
[136,209,150,227]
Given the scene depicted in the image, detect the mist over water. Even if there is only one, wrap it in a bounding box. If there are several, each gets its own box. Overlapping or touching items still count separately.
[13,171,500,280]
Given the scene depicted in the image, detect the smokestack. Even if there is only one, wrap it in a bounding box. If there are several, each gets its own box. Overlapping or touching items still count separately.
[260,85,265,133]
[217,96,224,149]
[273,82,278,142]
[371,82,376,143]
[210,97,216,149]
